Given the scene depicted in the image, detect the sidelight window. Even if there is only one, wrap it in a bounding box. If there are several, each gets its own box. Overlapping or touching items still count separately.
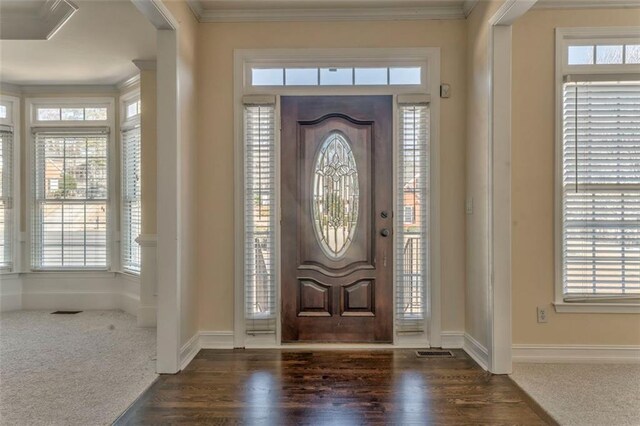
[396,102,430,333]
[0,100,15,270]
[244,100,277,334]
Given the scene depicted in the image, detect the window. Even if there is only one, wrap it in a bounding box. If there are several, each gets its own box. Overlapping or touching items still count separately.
[30,99,112,270]
[557,29,640,307]
[0,127,14,270]
[244,100,276,334]
[125,100,141,119]
[250,65,423,87]
[1,99,16,271]
[396,101,430,332]
[121,125,141,273]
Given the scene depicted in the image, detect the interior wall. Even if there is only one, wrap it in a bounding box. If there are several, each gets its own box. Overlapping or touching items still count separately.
[196,19,468,335]
[464,0,504,351]
[164,0,200,347]
[512,7,640,346]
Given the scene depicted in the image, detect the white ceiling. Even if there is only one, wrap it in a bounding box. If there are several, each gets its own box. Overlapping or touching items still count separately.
[0,0,156,86]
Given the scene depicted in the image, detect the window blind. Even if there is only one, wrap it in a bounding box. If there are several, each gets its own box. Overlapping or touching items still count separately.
[244,103,277,334]
[32,129,109,269]
[396,104,430,333]
[562,81,640,299]
[121,126,141,274]
[0,128,13,270]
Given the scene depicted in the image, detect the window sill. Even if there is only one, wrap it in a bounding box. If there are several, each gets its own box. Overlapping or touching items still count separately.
[553,301,640,314]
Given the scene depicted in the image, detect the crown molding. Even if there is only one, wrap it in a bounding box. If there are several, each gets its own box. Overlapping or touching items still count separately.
[462,0,479,17]
[117,74,141,92]
[187,0,468,22]
[533,0,640,9]
[1,0,78,40]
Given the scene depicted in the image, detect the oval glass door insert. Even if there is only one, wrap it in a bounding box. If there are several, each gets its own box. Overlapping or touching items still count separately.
[312,132,359,259]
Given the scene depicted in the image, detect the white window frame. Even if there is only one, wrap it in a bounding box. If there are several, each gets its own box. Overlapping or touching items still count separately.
[26,97,116,272]
[234,48,441,348]
[0,95,21,274]
[555,27,640,313]
[120,90,142,275]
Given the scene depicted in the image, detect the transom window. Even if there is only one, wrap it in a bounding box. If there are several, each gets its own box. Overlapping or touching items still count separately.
[556,28,640,305]
[250,66,422,87]
[35,106,108,122]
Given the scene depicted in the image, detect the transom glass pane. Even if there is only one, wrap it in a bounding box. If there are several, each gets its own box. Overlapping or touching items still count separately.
[354,68,388,85]
[568,45,594,65]
[320,68,353,85]
[390,67,421,85]
[625,45,640,64]
[312,132,359,259]
[252,68,284,86]
[596,45,623,64]
[285,68,318,86]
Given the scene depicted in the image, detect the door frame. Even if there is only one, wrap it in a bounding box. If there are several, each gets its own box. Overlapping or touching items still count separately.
[233,48,441,348]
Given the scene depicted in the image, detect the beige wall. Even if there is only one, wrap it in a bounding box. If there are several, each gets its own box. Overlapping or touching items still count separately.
[512,8,640,345]
[164,0,200,346]
[465,0,504,350]
[196,20,469,333]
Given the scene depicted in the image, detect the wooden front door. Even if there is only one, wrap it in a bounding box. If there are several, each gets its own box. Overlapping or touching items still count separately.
[281,96,393,343]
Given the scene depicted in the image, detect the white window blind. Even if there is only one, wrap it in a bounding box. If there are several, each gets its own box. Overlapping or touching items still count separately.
[562,81,640,299]
[32,129,109,269]
[396,104,430,333]
[0,127,14,270]
[244,103,277,334]
[121,126,141,274]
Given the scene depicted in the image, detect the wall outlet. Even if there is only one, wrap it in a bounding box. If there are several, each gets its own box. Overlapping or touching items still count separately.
[537,306,548,323]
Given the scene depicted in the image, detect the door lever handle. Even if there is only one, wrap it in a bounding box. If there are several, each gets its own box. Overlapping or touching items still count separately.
[380,228,390,237]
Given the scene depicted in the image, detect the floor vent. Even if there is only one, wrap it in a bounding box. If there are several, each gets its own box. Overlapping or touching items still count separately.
[415,350,454,358]
[51,311,83,315]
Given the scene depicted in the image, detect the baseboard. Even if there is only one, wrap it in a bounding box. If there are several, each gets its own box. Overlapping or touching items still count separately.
[120,292,140,317]
[180,333,201,371]
[464,333,489,370]
[441,331,464,349]
[22,291,122,311]
[512,344,640,363]
[0,293,22,312]
[137,305,157,327]
[199,331,235,349]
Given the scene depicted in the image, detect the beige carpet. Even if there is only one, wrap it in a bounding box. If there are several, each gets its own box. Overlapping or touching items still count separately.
[511,363,640,426]
[0,310,157,426]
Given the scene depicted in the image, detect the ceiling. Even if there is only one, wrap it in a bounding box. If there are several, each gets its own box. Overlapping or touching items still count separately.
[188,0,477,21]
[0,0,156,86]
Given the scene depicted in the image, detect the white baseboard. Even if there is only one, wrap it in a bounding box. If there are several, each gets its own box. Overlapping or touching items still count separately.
[199,331,235,349]
[137,305,157,327]
[0,274,22,312]
[513,344,640,364]
[180,333,201,370]
[120,292,140,317]
[464,333,489,370]
[441,331,464,349]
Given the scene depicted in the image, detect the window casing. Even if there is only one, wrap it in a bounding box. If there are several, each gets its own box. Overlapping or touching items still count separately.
[556,28,640,308]
[29,99,113,271]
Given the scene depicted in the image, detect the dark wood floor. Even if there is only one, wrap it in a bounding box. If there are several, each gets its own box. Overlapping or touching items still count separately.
[116,349,549,425]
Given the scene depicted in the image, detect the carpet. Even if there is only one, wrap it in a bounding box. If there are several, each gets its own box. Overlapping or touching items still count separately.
[511,362,640,426]
[0,310,157,426]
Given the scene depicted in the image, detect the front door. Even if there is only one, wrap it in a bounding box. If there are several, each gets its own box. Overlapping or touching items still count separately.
[281,96,393,343]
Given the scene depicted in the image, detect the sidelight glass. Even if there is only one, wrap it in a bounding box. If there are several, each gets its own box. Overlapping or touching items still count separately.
[312,132,359,259]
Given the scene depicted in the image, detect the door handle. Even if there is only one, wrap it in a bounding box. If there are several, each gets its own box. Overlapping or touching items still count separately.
[380,228,390,237]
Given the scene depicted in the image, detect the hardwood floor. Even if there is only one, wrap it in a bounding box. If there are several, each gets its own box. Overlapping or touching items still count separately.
[116,349,549,425]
